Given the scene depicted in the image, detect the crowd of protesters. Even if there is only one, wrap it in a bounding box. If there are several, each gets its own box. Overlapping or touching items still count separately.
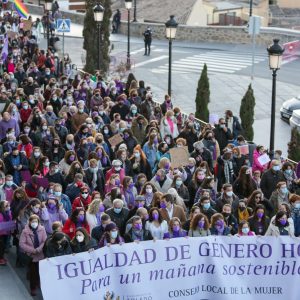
[0,9,299,297]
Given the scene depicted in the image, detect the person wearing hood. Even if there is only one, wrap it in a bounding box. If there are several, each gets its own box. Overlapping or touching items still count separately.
[190,141,213,171]
[44,231,72,258]
[72,186,92,211]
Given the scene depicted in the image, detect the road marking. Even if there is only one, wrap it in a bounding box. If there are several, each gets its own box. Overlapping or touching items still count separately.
[134,55,169,67]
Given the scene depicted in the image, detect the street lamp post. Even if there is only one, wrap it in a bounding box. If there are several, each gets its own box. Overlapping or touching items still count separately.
[93,3,105,71]
[125,0,132,69]
[133,0,137,22]
[44,0,52,49]
[267,39,284,156]
[249,0,253,17]
[165,15,178,97]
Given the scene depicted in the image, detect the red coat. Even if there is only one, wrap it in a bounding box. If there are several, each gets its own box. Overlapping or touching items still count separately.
[20,108,32,123]
[17,143,33,159]
[62,219,90,239]
[72,195,92,211]
[105,167,125,182]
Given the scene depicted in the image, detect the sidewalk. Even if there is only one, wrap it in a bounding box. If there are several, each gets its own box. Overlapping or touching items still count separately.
[0,261,32,300]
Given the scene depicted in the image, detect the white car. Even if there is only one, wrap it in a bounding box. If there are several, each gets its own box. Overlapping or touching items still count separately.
[290,109,300,130]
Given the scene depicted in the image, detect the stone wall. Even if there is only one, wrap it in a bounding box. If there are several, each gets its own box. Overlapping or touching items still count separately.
[119,21,300,46]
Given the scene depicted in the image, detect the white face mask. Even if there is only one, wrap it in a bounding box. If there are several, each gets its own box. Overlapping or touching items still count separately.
[31,222,38,229]
[76,235,84,243]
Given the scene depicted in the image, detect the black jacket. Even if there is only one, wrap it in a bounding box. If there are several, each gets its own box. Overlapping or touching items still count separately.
[91,225,106,243]
[85,168,105,196]
[213,125,232,152]
[124,228,153,243]
[71,238,98,253]
[106,207,130,235]
[190,148,213,172]
[260,169,286,200]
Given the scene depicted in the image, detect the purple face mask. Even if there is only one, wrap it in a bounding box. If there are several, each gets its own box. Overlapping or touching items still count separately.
[257,212,264,219]
[155,175,161,182]
[48,203,56,210]
[129,182,135,189]
[134,223,143,231]
[99,204,105,213]
[198,220,205,229]
[173,225,180,232]
[114,179,120,186]
[279,219,287,226]
[78,215,84,223]
[160,202,167,209]
[164,163,170,170]
[152,213,159,220]
[69,155,75,162]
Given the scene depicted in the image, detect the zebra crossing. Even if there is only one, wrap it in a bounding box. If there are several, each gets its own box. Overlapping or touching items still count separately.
[151,50,267,75]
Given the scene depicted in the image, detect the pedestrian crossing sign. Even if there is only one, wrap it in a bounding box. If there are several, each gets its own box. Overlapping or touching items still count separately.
[56,19,71,33]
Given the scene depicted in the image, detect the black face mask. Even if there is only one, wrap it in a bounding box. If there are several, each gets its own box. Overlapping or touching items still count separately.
[222,212,230,218]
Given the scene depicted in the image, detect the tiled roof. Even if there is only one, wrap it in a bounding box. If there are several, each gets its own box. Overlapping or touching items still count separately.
[111,0,197,24]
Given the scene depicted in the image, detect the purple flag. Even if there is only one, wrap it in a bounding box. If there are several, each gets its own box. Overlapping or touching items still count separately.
[1,37,8,62]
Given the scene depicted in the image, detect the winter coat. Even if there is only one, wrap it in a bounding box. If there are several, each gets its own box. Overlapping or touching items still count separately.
[252,149,268,173]
[159,117,179,139]
[71,238,98,253]
[62,219,90,239]
[150,176,172,194]
[265,220,294,237]
[260,169,285,200]
[131,116,148,144]
[124,227,153,243]
[42,207,68,234]
[72,195,92,211]
[19,224,47,262]
[105,167,125,183]
[213,125,232,152]
[106,207,129,235]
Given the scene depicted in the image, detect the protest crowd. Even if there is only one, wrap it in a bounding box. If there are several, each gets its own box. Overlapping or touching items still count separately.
[0,8,300,298]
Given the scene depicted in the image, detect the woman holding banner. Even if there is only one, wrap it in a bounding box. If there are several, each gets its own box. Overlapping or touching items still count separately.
[265,211,295,237]
[98,222,124,247]
[163,217,187,239]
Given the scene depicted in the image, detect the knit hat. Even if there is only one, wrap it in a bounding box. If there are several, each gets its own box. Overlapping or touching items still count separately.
[105,222,117,232]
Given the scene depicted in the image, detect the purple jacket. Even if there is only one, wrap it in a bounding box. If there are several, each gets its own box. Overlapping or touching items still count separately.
[0,118,20,139]
[19,224,47,262]
[42,207,68,234]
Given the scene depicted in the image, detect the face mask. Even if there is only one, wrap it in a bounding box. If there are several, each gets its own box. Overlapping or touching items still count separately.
[114,179,120,186]
[175,180,182,187]
[76,235,84,243]
[42,125,48,131]
[132,109,137,114]
[173,225,180,232]
[279,219,287,226]
[257,212,264,218]
[34,152,41,158]
[81,193,88,199]
[6,180,13,186]
[128,182,134,189]
[115,166,121,172]
[48,203,56,209]
[155,175,161,181]
[134,223,142,231]
[99,204,105,213]
[134,152,140,158]
[146,188,153,194]
[104,129,109,135]
[239,206,246,212]
[197,174,205,180]
[220,124,225,129]
[110,231,118,239]
[280,187,288,194]
[226,191,233,197]
[203,203,210,210]
[198,220,205,229]
[272,165,280,171]
[31,222,38,229]
[54,191,62,197]
[285,169,293,175]
[32,207,39,213]
[114,207,122,214]
[242,227,250,234]
[78,108,84,113]
[44,161,50,167]
[23,105,28,110]
[222,212,230,218]
[24,128,30,134]
[160,202,167,209]
[152,212,159,220]
[78,215,84,223]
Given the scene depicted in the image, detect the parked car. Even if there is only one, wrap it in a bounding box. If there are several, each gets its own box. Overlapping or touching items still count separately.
[280,95,300,120]
[290,109,300,131]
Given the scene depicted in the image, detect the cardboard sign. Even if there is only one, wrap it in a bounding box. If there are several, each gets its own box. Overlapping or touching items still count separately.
[209,114,219,125]
[257,153,270,166]
[169,147,190,168]
[108,134,124,147]
[239,144,249,155]
[23,20,32,32]
[7,31,17,39]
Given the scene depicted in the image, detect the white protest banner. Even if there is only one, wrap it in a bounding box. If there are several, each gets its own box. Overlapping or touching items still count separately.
[40,236,300,300]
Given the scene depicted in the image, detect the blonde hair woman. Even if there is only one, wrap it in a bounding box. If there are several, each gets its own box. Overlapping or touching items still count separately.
[86,193,105,231]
